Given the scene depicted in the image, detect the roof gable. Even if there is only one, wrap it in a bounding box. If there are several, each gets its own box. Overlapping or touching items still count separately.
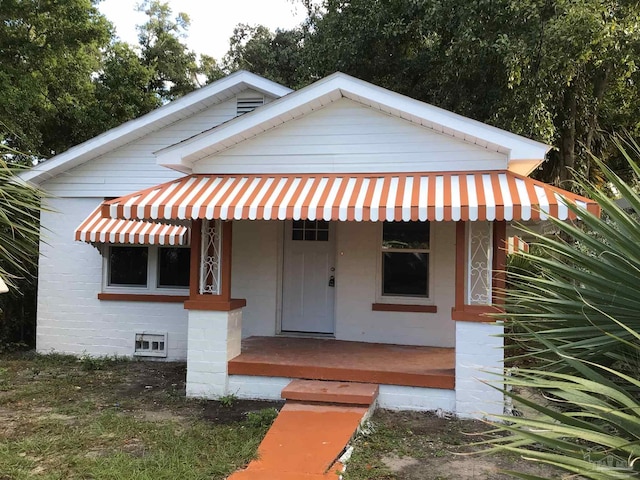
[19,71,292,185]
[192,97,508,175]
[156,72,551,176]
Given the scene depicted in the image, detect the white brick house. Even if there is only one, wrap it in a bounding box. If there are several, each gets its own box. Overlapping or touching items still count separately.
[20,71,598,418]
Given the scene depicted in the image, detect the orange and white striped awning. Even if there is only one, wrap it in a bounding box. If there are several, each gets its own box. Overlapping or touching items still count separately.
[75,207,189,245]
[507,236,530,254]
[102,172,599,223]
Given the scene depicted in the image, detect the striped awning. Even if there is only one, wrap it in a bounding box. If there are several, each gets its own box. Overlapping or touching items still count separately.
[75,207,189,245]
[102,172,599,222]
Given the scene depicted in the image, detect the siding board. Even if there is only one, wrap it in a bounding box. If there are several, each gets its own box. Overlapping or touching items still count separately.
[42,92,259,197]
[195,98,508,175]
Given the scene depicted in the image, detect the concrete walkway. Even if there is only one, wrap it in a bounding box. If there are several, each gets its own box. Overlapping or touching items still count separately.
[228,380,379,479]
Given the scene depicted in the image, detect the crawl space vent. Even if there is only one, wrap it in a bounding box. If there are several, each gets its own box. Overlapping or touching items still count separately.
[134,332,168,358]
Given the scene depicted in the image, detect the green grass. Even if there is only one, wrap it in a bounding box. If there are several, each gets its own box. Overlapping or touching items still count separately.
[0,353,274,479]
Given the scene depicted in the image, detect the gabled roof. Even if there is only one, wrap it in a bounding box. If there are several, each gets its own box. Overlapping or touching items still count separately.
[156,72,552,175]
[19,71,293,185]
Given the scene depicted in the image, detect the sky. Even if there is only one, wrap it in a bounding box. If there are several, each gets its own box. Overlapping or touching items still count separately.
[98,0,307,61]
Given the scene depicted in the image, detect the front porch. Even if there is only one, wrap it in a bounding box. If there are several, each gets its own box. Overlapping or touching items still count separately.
[228,336,455,390]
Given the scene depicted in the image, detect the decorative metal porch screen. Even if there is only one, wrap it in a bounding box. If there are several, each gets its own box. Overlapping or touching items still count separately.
[199,219,222,295]
[466,222,493,305]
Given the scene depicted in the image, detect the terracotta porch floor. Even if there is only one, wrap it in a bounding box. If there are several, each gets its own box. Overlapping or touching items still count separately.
[228,336,455,389]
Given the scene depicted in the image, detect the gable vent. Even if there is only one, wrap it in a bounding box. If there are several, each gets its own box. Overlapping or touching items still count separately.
[237,96,265,115]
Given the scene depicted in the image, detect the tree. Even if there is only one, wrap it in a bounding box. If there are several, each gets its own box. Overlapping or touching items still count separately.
[223,24,309,88]
[0,0,112,160]
[136,0,200,102]
[93,41,161,129]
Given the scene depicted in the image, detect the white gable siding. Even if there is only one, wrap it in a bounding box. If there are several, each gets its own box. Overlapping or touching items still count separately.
[42,89,270,197]
[36,198,189,360]
[193,98,508,175]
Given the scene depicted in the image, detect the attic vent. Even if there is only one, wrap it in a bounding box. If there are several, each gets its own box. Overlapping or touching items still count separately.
[237,96,264,115]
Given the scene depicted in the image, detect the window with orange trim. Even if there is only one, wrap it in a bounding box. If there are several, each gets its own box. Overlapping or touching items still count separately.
[103,245,190,295]
[378,221,433,304]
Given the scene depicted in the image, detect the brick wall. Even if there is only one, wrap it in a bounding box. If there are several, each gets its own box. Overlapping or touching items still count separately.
[36,197,189,360]
[455,321,504,419]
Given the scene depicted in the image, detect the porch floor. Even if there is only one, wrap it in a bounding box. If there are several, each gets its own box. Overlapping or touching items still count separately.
[228,336,455,389]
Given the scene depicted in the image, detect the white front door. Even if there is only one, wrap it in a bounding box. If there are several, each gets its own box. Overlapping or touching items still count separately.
[281,220,336,334]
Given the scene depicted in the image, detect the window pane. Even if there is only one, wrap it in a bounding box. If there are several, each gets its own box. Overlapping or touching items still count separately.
[383,222,430,249]
[109,246,148,286]
[383,252,429,296]
[158,247,190,288]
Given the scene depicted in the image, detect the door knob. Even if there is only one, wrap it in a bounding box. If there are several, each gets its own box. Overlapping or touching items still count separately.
[328,275,335,287]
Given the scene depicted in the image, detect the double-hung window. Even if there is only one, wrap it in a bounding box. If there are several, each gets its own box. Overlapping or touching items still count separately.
[380,221,431,302]
[104,245,190,294]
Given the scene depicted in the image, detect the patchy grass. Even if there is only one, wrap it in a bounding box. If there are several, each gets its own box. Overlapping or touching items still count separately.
[0,352,280,480]
[343,410,564,480]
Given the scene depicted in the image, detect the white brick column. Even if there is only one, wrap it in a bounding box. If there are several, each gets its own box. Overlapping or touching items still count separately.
[455,321,504,419]
[185,308,242,398]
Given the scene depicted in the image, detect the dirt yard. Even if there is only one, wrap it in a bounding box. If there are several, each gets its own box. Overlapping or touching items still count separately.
[0,353,561,479]
[344,410,563,479]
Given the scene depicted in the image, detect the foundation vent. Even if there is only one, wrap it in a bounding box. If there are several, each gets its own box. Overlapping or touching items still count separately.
[134,332,168,358]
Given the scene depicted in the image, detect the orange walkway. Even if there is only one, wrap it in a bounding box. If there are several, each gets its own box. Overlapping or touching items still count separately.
[228,380,378,479]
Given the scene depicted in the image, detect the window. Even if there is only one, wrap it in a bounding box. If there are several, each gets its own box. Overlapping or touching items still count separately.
[105,245,189,294]
[292,220,329,241]
[380,221,431,299]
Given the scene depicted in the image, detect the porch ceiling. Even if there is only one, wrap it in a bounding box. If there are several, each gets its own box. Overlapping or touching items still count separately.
[100,171,599,223]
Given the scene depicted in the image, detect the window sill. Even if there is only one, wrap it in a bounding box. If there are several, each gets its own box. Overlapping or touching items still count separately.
[372,303,437,313]
[98,293,189,303]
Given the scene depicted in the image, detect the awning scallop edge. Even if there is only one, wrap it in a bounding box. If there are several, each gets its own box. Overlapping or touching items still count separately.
[74,207,189,245]
[100,171,600,223]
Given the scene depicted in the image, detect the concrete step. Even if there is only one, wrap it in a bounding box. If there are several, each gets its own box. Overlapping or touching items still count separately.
[281,379,379,406]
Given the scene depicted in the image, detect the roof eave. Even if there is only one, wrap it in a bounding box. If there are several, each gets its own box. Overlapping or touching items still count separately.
[18,71,292,185]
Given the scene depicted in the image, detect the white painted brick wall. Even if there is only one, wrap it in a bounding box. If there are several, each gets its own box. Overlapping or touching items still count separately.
[185,308,242,398]
[335,221,456,347]
[36,197,189,360]
[228,375,456,412]
[231,221,280,338]
[228,375,291,401]
[455,321,505,419]
[378,385,456,412]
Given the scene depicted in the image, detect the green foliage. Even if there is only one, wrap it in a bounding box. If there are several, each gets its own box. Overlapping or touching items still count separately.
[136,0,200,102]
[0,0,112,160]
[487,137,640,478]
[223,24,308,88]
[219,393,238,408]
[244,408,278,429]
[0,147,44,349]
[504,137,640,374]
[0,0,216,162]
